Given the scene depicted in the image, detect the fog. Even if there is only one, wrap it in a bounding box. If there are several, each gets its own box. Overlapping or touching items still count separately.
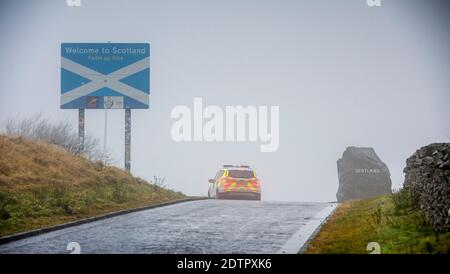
[0,0,449,202]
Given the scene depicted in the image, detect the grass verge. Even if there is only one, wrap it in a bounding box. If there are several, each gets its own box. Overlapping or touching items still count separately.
[0,135,185,237]
[305,192,450,254]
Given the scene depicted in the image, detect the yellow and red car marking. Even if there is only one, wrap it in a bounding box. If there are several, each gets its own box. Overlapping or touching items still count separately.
[219,172,261,193]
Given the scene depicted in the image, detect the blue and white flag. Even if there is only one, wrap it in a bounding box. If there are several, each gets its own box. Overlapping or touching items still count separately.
[61,43,150,109]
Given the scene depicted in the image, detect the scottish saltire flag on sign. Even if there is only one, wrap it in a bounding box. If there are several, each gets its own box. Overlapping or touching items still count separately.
[61,43,150,109]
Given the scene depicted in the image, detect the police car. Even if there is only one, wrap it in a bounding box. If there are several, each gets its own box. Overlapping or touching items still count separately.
[208,165,261,201]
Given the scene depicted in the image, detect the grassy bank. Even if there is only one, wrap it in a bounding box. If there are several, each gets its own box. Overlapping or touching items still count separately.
[0,135,185,237]
[305,193,450,254]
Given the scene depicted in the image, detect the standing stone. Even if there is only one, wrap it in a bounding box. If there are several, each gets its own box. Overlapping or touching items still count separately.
[336,147,392,202]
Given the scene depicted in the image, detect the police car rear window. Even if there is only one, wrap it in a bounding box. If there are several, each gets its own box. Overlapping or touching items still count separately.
[228,170,254,178]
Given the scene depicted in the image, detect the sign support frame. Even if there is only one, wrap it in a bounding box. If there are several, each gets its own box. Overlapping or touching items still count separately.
[103,108,108,164]
[78,108,85,154]
[125,108,131,172]
[62,43,149,172]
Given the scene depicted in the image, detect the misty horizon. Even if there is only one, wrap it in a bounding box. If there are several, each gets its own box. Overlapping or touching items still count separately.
[1,0,449,202]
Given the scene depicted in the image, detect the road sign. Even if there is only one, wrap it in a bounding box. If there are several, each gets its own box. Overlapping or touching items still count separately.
[61,43,150,109]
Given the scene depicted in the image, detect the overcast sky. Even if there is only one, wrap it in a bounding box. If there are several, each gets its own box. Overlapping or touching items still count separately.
[0,0,449,202]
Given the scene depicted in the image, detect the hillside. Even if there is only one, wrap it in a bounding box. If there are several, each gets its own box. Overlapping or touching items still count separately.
[0,135,185,237]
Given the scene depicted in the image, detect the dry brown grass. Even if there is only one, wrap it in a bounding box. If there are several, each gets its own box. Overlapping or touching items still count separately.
[0,135,185,237]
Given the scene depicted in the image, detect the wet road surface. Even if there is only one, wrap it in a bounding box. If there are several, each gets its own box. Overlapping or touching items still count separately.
[0,199,330,254]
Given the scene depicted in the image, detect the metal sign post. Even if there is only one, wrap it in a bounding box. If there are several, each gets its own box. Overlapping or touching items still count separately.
[78,108,85,153]
[103,108,108,163]
[125,109,131,172]
[103,99,113,164]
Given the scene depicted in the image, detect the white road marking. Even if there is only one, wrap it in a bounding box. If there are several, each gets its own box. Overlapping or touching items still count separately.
[277,203,338,254]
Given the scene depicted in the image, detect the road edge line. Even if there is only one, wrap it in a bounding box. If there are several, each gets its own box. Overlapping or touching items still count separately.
[277,203,339,254]
[0,197,208,245]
